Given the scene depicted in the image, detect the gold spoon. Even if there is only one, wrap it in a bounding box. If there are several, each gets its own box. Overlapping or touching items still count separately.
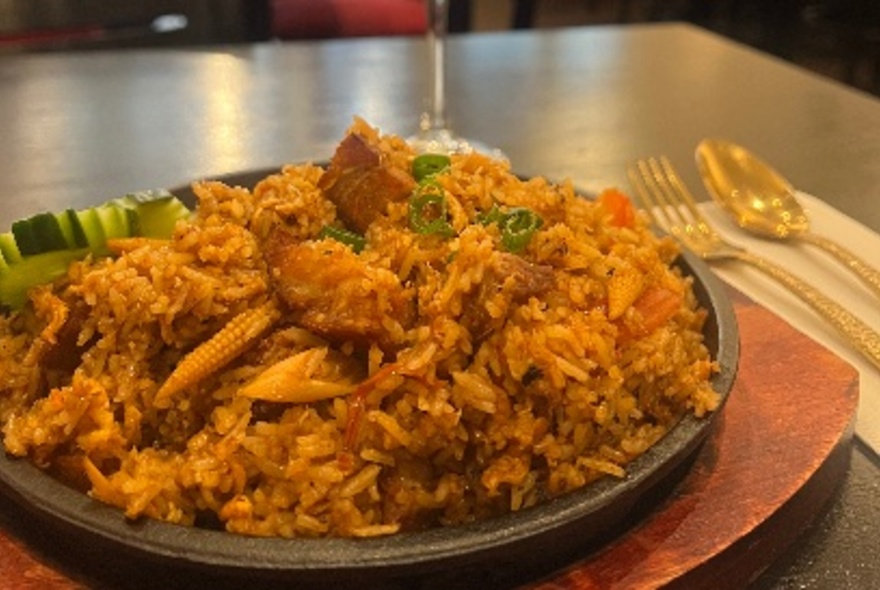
[696,138,880,300]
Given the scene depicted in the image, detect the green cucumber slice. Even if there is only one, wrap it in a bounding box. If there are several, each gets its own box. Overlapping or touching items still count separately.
[57,209,89,249]
[75,208,107,251]
[0,248,89,310]
[0,189,191,310]
[0,232,23,264]
[94,203,134,240]
[13,213,69,256]
[125,191,190,238]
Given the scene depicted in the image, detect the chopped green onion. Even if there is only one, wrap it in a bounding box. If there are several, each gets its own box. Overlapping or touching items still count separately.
[412,153,451,182]
[477,204,543,253]
[408,180,455,237]
[318,225,366,253]
[476,204,505,226]
[501,207,543,253]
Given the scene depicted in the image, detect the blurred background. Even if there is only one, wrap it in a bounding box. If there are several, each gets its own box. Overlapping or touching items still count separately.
[0,0,877,96]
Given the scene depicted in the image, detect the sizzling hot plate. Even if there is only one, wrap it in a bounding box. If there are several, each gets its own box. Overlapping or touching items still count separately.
[0,167,739,589]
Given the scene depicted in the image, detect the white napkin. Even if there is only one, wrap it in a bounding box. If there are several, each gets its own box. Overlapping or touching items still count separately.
[696,193,880,454]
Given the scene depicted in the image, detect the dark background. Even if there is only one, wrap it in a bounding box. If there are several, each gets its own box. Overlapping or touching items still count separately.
[0,1,877,96]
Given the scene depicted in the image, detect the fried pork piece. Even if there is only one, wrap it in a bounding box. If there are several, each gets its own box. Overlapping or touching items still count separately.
[317,133,415,233]
[264,229,414,349]
[464,252,555,339]
[492,252,556,301]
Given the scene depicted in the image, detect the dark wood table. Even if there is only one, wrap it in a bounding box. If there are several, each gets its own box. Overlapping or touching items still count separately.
[1,22,879,588]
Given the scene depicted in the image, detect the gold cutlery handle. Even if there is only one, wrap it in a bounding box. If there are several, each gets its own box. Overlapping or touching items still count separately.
[737,249,880,371]
[800,231,880,300]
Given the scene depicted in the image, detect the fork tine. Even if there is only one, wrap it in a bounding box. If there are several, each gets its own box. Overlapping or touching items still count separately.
[631,158,880,373]
[628,157,683,237]
[649,157,695,234]
[627,161,663,225]
[629,156,716,242]
[653,157,712,236]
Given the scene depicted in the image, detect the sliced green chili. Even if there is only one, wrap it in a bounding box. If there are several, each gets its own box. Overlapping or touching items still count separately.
[318,225,367,253]
[412,153,451,182]
[501,207,543,253]
[408,180,455,237]
[476,204,543,253]
[476,204,505,226]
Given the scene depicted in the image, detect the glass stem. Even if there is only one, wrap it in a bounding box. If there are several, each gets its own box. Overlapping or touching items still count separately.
[424,0,449,132]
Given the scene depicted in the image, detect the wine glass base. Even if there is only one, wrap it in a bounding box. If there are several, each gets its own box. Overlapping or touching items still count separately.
[408,128,506,161]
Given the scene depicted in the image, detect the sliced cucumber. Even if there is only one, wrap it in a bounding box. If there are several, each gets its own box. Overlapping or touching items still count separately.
[0,248,89,311]
[13,213,69,256]
[0,232,22,265]
[93,202,136,247]
[74,208,107,251]
[115,189,174,207]
[0,189,191,310]
[117,190,190,238]
[57,209,89,249]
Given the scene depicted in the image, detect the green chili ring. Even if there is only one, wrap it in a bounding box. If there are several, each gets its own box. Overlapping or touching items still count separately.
[318,225,367,253]
[476,204,505,226]
[408,181,455,237]
[412,153,451,182]
[501,207,543,253]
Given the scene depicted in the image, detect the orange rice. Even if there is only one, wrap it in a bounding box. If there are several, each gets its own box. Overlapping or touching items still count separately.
[0,118,718,538]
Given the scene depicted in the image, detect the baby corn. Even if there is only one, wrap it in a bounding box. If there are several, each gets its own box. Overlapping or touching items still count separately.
[153,301,279,408]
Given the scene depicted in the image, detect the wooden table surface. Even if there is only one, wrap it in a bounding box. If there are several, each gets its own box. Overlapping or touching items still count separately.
[1,22,879,588]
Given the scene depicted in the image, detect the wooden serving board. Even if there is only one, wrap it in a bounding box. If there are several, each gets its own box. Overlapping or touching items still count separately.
[0,286,860,589]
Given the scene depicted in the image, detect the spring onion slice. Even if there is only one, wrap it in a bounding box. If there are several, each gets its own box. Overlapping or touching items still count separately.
[318,225,366,253]
[476,204,505,226]
[501,207,543,253]
[412,153,451,182]
[408,180,455,237]
[477,204,544,253]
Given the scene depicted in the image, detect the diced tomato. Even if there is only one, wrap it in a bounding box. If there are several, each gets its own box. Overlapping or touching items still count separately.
[632,286,683,333]
[598,188,636,228]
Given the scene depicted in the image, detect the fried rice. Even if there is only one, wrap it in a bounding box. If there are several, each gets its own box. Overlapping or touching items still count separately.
[0,118,719,538]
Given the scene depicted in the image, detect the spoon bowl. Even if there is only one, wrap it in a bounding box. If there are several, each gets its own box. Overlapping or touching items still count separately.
[695,139,809,239]
[695,138,880,300]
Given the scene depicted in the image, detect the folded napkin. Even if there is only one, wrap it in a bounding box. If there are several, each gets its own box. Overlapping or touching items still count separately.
[697,193,880,454]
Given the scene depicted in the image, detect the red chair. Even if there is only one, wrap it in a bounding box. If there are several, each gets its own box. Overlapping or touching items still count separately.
[270,0,428,39]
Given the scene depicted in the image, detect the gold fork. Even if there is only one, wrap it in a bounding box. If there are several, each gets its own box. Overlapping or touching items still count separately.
[629,156,880,372]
